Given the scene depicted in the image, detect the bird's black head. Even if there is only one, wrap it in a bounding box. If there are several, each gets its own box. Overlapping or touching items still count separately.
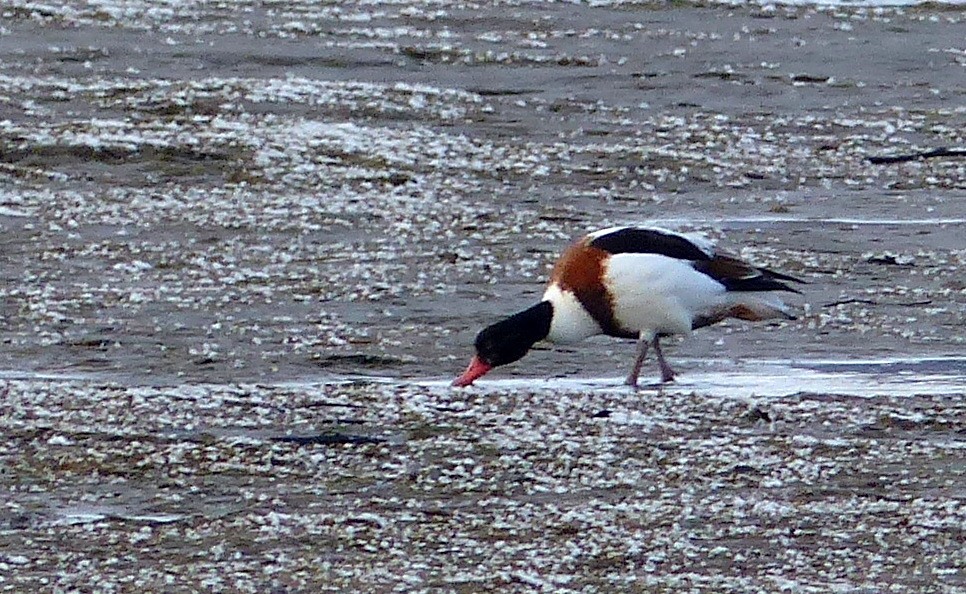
[453,301,553,387]
[474,301,553,367]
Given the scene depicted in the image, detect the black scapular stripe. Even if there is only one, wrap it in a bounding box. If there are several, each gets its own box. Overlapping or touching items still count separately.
[589,227,711,261]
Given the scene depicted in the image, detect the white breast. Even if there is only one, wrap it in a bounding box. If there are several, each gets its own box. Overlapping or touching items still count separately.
[542,283,602,343]
[603,253,726,340]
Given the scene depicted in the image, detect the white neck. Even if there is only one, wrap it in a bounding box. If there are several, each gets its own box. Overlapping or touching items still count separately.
[541,283,602,344]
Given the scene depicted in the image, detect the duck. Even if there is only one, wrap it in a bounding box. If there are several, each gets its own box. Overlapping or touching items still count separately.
[453,225,804,387]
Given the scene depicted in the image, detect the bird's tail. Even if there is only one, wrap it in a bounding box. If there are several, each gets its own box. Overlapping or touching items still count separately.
[692,294,796,330]
[727,293,797,321]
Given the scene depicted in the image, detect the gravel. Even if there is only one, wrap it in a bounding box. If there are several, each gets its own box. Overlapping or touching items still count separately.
[1,378,963,592]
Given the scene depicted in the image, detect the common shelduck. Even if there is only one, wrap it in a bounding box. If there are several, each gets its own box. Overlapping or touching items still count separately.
[453,225,804,387]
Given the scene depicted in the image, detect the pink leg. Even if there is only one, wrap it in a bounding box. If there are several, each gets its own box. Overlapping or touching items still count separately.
[652,337,676,383]
[624,336,649,387]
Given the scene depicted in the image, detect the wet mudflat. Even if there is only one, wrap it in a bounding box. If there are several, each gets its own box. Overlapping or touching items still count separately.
[0,0,964,591]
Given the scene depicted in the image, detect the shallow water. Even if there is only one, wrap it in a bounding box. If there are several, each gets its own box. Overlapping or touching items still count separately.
[414,355,966,397]
[8,354,962,396]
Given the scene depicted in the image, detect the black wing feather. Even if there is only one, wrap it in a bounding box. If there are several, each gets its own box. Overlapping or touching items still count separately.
[716,275,804,294]
[693,257,806,294]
